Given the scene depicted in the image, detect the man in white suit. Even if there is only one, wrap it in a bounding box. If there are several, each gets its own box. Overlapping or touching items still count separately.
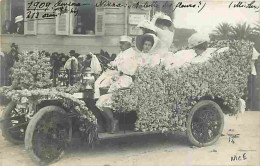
[95,36,137,133]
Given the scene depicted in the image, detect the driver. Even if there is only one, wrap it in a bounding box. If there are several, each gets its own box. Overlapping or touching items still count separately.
[94,36,137,99]
[95,36,137,133]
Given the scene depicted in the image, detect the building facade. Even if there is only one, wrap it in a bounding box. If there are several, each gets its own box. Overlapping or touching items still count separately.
[0,0,175,55]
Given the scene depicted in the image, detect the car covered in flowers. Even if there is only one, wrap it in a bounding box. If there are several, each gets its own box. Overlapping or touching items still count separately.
[0,39,253,165]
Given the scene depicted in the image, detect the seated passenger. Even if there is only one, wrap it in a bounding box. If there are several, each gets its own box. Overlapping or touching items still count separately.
[188,33,216,64]
[164,49,196,69]
[189,33,229,64]
[135,33,161,67]
[142,37,153,53]
[164,33,229,69]
[137,12,175,57]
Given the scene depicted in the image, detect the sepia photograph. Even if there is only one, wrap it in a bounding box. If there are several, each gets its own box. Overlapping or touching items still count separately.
[0,0,259,165]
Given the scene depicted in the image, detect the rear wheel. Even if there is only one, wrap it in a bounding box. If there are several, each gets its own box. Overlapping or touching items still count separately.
[186,100,224,147]
[1,101,29,144]
[25,106,72,165]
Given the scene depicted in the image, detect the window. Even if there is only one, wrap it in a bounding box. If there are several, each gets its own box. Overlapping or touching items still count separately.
[11,0,25,23]
[71,0,95,35]
[1,0,37,35]
[1,0,25,34]
[56,0,105,36]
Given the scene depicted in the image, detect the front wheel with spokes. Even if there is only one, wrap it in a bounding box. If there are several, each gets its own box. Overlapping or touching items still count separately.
[186,100,224,147]
[25,106,72,165]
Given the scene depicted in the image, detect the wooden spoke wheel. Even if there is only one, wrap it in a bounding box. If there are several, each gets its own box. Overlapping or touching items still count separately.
[25,106,72,165]
[186,100,224,147]
[1,101,29,144]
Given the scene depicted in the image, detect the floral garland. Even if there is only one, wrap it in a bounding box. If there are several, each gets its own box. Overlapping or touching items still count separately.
[1,48,99,145]
[112,40,252,132]
[1,87,96,123]
[0,86,98,145]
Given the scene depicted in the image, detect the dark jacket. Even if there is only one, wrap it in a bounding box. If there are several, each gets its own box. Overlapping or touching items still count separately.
[16,23,24,34]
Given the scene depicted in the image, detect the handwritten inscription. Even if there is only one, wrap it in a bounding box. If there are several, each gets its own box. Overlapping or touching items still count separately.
[229,1,259,12]
[26,0,208,21]
[231,153,247,161]
[27,1,51,11]
[228,133,239,144]
[26,0,85,20]
[227,129,239,144]
[173,1,206,13]
[229,136,235,143]
[96,0,206,13]
[25,0,259,21]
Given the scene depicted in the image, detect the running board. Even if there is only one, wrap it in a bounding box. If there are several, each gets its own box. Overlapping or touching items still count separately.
[98,131,161,140]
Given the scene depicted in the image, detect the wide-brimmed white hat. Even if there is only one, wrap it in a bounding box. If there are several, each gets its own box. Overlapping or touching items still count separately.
[135,33,159,53]
[15,15,23,23]
[137,20,156,33]
[119,35,132,44]
[151,12,173,26]
[188,33,210,49]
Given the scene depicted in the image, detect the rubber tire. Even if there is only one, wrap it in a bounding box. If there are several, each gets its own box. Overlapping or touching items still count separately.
[186,100,224,147]
[2,101,25,144]
[25,106,72,165]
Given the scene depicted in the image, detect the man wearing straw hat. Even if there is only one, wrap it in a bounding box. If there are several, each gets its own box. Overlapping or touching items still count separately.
[95,35,137,133]
[15,15,24,34]
[94,35,137,99]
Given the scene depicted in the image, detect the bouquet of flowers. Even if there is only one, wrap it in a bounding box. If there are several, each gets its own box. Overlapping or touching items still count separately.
[10,50,52,90]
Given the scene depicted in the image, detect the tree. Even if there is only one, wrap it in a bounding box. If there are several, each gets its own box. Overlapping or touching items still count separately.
[210,23,232,40]
[252,21,260,35]
[231,22,253,40]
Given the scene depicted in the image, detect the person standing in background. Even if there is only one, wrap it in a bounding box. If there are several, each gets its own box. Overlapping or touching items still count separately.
[1,20,12,34]
[0,51,7,86]
[248,44,259,111]
[15,15,24,34]
[64,50,79,85]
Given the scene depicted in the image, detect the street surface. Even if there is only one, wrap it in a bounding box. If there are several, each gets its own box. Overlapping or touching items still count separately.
[0,108,259,166]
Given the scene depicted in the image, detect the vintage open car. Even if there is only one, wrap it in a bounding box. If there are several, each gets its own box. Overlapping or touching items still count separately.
[0,40,252,165]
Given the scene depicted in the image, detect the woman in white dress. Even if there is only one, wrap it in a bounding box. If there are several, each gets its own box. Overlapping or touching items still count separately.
[137,12,175,61]
[135,33,162,67]
[151,12,175,53]
[164,33,229,69]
